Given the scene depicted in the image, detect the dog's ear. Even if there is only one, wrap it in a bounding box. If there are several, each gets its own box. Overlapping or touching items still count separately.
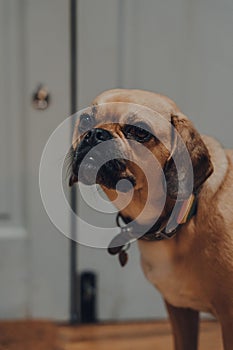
[164,114,213,199]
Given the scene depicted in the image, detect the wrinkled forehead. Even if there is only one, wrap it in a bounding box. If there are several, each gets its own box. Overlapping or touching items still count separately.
[95,101,171,123]
[78,102,170,129]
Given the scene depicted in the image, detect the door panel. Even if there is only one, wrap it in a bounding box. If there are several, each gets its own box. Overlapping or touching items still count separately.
[25,0,70,319]
[0,0,28,319]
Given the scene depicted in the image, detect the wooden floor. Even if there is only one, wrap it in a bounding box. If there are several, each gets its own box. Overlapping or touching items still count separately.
[58,320,223,350]
[0,320,223,350]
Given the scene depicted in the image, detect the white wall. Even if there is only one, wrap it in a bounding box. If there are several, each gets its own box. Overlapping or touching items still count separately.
[182,0,233,148]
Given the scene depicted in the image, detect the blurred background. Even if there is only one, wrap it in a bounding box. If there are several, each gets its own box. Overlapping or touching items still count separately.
[0,0,232,323]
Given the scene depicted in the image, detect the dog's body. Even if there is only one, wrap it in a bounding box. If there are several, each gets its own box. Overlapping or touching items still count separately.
[70,89,233,350]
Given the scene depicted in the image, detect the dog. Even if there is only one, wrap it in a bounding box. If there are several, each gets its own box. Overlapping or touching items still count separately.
[69,89,233,350]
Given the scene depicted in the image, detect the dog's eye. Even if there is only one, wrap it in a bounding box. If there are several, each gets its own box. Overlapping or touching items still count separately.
[78,114,95,134]
[124,123,153,142]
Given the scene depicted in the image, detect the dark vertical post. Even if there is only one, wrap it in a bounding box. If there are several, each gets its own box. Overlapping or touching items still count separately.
[70,0,79,324]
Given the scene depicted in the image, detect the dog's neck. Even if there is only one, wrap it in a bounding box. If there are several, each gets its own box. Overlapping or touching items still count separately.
[108,193,198,266]
[119,193,197,237]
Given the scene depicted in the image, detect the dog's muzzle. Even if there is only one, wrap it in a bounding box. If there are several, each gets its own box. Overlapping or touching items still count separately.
[69,128,136,191]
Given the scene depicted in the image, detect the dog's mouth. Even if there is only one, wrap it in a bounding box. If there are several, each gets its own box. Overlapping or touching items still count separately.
[69,146,136,192]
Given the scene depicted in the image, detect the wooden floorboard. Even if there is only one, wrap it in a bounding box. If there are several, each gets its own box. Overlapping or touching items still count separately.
[0,320,223,350]
[58,320,223,350]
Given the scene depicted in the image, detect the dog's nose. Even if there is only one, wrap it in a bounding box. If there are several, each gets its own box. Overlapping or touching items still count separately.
[84,128,113,145]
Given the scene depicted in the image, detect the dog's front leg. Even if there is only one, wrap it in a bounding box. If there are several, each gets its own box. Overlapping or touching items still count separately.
[165,300,199,350]
[219,316,233,350]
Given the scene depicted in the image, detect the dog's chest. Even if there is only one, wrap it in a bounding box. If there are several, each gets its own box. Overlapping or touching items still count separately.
[138,240,210,312]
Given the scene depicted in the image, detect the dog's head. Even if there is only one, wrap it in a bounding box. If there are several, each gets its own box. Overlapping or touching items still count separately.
[69,89,213,225]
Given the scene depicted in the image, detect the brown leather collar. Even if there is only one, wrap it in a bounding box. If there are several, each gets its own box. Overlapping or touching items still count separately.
[107,194,197,266]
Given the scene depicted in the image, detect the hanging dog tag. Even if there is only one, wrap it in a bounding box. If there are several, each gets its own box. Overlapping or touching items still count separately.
[119,250,128,267]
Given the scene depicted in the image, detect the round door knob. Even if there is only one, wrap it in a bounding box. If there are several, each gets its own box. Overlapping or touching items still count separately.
[32,84,50,110]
